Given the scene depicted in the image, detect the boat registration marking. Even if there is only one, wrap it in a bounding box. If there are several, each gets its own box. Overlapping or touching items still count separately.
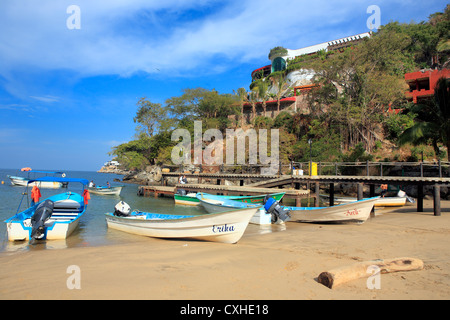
[345,209,361,216]
[212,224,235,233]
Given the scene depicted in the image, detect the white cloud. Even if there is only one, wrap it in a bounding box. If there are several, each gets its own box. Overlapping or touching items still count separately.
[30,95,60,103]
[0,0,369,79]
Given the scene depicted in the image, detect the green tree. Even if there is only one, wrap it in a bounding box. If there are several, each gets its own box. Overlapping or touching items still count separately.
[254,79,270,117]
[307,24,411,153]
[269,72,289,113]
[399,77,450,160]
[134,98,165,137]
[165,88,239,131]
[234,87,248,126]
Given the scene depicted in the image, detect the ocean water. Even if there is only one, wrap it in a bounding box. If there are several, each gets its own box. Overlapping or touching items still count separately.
[0,168,205,253]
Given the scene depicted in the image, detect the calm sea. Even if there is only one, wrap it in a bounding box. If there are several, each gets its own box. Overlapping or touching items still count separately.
[0,168,205,253]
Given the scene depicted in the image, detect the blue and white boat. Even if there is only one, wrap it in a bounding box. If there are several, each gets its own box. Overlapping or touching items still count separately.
[196,193,275,225]
[5,177,89,241]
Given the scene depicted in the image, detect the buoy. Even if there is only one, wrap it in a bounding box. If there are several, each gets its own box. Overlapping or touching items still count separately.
[1,181,4,184]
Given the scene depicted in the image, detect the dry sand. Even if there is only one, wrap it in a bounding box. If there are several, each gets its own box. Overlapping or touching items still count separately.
[1,199,449,300]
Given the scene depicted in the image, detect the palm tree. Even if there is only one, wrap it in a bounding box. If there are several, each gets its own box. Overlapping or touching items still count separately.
[399,77,450,160]
[234,87,248,127]
[255,80,269,117]
[269,73,290,113]
[248,90,259,121]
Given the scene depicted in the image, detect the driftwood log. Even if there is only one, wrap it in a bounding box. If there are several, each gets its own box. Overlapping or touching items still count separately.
[318,257,424,289]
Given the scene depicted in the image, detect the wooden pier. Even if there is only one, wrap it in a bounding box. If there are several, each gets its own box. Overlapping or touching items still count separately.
[138,184,310,206]
[156,172,450,216]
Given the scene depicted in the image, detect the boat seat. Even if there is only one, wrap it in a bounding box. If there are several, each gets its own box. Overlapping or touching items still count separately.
[47,217,74,222]
[52,208,82,213]
[51,212,80,217]
[54,199,81,209]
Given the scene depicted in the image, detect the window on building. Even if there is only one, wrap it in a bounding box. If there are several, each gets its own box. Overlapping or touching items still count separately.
[272,57,286,72]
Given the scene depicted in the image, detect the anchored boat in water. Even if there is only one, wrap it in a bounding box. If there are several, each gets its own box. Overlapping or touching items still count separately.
[174,190,285,206]
[88,185,123,196]
[4,177,90,241]
[7,168,67,189]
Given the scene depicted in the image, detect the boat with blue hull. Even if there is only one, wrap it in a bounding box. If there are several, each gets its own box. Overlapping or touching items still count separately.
[196,193,287,225]
[5,177,89,241]
[174,191,285,206]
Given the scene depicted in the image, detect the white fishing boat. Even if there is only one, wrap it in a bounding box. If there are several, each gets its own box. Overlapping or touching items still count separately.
[196,193,291,225]
[196,193,270,225]
[284,197,378,224]
[7,169,67,189]
[104,201,259,244]
[174,192,199,205]
[88,185,123,196]
[333,196,407,207]
[5,177,89,241]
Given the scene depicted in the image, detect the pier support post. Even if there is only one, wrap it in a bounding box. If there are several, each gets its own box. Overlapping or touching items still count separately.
[357,183,363,200]
[417,184,424,212]
[329,183,334,207]
[434,184,441,216]
[369,184,375,197]
[369,184,376,218]
[315,182,320,207]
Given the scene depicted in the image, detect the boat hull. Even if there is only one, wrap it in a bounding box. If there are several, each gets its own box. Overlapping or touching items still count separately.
[8,175,63,189]
[332,196,406,207]
[88,186,123,196]
[5,192,86,241]
[104,207,258,244]
[197,195,271,225]
[174,193,199,206]
[174,192,285,206]
[285,197,378,224]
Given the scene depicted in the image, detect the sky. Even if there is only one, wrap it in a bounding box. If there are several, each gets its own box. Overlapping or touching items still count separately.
[0,0,447,171]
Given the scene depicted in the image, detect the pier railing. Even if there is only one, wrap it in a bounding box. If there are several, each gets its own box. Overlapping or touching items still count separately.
[162,161,450,178]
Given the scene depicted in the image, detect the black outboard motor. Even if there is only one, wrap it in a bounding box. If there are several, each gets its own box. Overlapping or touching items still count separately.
[114,201,131,217]
[264,197,291,223]
[30,200,54,240]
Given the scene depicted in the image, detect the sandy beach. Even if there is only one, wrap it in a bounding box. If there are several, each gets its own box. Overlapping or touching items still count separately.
[1,199,449,300]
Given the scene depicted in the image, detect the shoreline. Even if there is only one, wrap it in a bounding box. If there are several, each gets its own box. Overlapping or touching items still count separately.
[1,200,449,300]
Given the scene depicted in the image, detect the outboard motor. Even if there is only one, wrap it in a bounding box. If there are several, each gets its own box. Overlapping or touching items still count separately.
[30,200,54,240]
[176,189,187,196]
[114,201,131,217]
[264,197,291,223]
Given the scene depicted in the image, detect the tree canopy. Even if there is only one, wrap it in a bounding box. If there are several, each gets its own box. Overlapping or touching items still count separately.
[111,5,450,170]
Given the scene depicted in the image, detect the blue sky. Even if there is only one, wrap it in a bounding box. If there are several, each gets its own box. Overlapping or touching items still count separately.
[0,0,447,171]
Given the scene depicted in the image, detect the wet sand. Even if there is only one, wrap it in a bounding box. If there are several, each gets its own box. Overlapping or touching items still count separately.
[1,199,449,300]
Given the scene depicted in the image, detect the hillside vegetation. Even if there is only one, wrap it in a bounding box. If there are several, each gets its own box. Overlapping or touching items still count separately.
[111,6,450,171]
